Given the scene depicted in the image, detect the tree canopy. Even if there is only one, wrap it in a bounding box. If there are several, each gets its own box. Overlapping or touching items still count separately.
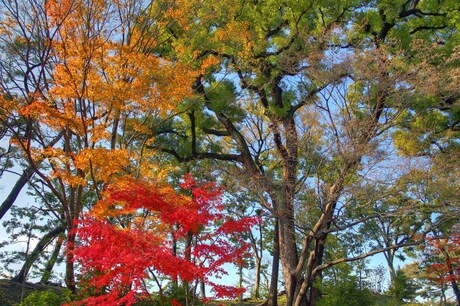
[0,0,459,305]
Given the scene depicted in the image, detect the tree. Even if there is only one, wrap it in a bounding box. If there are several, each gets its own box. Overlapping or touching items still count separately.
[314,234,373,306]
[147,1,460,305]
[219,183,272,300]
[387,269,418,306]
[354,181,437,283]
[422,233,460,304]
[72,175,259,305]
[0,0,459,304]
[1,0,199,290]
[0,205,62,284]
[0,0,60,220]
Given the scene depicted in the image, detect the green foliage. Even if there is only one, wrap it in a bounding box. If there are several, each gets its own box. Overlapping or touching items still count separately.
[0,206,55,279]
[206,80,245,121]
[387,269,419,305]
[317,276,373,306]
[19,289,72,306]
[316,244,373,306]
[151,283,203,306]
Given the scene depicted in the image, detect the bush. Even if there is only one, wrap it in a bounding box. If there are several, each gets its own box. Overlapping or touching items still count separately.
[317,280,374,306]
[150,283,203,306]
[19,289,72,306]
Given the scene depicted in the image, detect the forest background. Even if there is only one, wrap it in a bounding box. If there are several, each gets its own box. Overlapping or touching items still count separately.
[0,0,459,305]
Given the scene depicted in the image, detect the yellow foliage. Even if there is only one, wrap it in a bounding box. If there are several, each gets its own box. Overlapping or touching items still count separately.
[19,101,84,134]
[74,148,129,181]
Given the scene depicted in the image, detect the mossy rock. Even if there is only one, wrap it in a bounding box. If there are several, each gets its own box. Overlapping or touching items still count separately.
[0,279,67,306]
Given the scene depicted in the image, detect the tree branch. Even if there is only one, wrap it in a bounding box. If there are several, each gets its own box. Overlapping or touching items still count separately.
[201,127,230,137]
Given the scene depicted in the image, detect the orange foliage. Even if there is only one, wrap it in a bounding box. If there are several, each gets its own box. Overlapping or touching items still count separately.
[14,0,202,191]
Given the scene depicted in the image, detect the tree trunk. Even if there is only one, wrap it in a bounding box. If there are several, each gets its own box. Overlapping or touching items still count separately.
[65,230,76,293]
[200,278,206,300]
[184,231,193,304]
[385,249,396,282]
[171,228,179,288]
[251,218,263,299]
[254,252,262,299]
[269,111,300,306]
[12,226,65,283]
[309,244,325,306]
[278,195,300,306]
[443,249,460,305]
[40,233,64,284]
[267,217,280,306]
[450,279,460,306]
[238,262,244,302]
[0,167,34,220]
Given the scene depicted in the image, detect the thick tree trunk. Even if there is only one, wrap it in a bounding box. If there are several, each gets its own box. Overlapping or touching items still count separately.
[280,218,299,306]
[12,226,65,283]
[443,249,460,305]
[273,112,301,306]
[450,280,460,306]
[309,244,325,306]
[277,194,301,306]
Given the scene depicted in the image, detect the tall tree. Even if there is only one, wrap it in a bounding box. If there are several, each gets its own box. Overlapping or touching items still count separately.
[148,1,460,305]
[1,0,198,290]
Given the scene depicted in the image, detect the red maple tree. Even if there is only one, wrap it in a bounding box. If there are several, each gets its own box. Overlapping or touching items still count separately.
[70,175,259,305]
[424,232,460,304]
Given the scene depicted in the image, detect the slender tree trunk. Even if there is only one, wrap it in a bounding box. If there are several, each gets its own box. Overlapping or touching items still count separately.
[40,233,64,284]
[12,226,65,283]
[65,230,77,293]
[184,231,193,305]
[171,228,179,288]
[200,278,206,300]
[250,218,263,299]
[254,254,262,299]
[238,262,244,302]
[267,217,280,306]
[309,243,325,306]
[385,249,396,282]
[440,283,447,306]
